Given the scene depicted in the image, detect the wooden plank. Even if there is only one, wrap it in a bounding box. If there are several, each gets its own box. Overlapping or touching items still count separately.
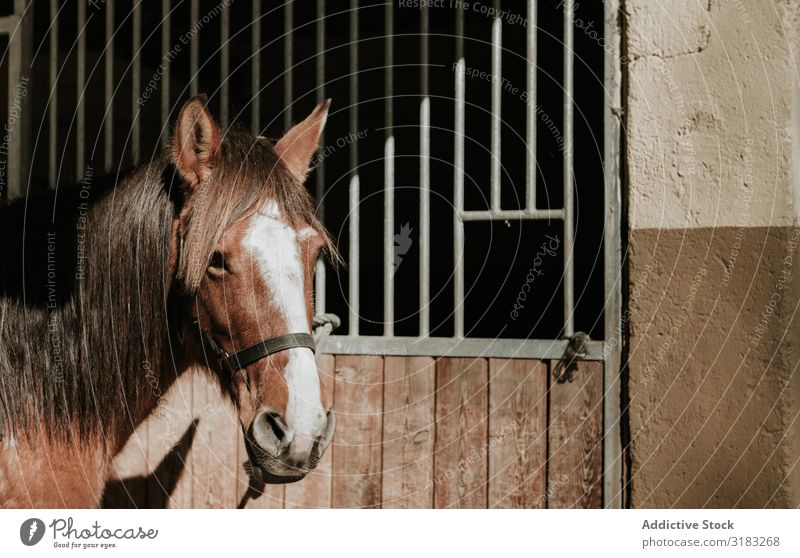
[284,354,335,508]
[146,372,196,509]
[103,426,149,508]
[103,371,197,508]
[190,372,240,508]
[488,358,547,508]
[331,355,384,508]
[547,360,603,508]
[433,357,489,508]
[381,356,435,508]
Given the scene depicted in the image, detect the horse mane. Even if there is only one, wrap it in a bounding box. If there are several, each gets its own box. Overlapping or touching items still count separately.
[0,126,333,446]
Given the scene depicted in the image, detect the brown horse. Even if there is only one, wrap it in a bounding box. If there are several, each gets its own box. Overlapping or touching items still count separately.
[0,96,336,507]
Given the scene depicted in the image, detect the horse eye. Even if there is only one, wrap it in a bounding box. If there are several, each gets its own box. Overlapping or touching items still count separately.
[209,251,226,271]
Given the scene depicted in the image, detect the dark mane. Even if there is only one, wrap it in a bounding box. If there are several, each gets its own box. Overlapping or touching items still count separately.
[0,164,173,446]
[0,127,333,445]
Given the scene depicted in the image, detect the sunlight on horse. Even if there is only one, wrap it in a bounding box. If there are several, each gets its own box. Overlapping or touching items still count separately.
[0,96,336,507]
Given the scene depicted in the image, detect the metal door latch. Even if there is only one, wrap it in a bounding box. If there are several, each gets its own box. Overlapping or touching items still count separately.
[553,331,590,383]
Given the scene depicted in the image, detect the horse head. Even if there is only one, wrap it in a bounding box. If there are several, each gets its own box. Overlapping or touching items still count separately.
[169,96,335,483]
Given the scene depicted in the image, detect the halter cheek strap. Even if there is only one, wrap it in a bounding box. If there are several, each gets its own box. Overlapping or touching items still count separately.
[201,330,316,375]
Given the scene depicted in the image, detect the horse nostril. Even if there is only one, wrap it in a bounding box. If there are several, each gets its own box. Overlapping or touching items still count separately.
[251,410,292,457]
[264,411,290,443]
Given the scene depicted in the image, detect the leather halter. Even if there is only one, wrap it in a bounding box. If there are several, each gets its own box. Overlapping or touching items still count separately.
[200,330,316,375]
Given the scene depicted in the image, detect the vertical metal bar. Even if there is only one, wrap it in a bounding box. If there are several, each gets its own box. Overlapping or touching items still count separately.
[132,1,141,165]
[526,0,536,210]
[490,0,501,211]
[383,3,394,336]
[251,2,261,135]
[161,0,170,148]
[220,4,229,126]
[48,0,57,189]
[348,0,359,335]
[284,1,293,130]
[77,0,86,179]
[314,0,326,315]
[563,0,575,336]
[453,6,465,338]
[603,0,624,510]
[104,0,114,167]
[7,0,30,198]
[419,5,430,337]
[314,0,326,215]
[190,0,198,96]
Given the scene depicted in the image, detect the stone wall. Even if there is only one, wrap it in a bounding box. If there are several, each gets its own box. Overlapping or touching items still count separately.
[625,0,800,507]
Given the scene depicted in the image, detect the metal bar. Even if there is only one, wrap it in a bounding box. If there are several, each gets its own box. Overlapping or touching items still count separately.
[318,336,606,361]
[490,0,501,211]
[348,0,359,335]
[419,5,430,337]
[453,7,465,338]
[0,16,17,34]
[251,2,260,134]
[132,1,141,165]
[219,3,231,126]
[314,0,325,219]
[603,0,624,510]
[160,0,170,148]
[526,0,536,210]
[190,0,198,96]
[383,3,394,336]
[18,0,33,190]
[48,1,57,189]
[284,1,293,130]
[459,209,564,221]
[6,1,29,198]
[220,3,229,126]
[77,0,86,179]
[563,0,575,336]
[104,1,114,167]
[314,0,326,315]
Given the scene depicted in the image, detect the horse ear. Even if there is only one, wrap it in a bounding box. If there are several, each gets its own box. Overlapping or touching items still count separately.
[171,94,221,189]
[274,99,331,183]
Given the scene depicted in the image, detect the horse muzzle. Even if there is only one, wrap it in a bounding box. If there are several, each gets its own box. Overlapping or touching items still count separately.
[244,409,335,484]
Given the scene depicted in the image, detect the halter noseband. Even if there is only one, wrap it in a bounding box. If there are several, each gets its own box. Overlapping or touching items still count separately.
[200,330,316,375]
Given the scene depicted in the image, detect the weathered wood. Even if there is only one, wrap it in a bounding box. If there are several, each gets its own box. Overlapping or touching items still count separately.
[547,360,603,508]
[190,372,239,508]
[331,355,384,508]
[381,356,435,508]
[488,358,547,508]
[105,355,606,509]
[433,357,488,508]
[284,354,335,508]
[104,372,197,508]
[146,372,195,508]
[103,424,149,508]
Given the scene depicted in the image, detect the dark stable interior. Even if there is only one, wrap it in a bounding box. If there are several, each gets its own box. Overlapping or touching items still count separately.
[19,0,606,341]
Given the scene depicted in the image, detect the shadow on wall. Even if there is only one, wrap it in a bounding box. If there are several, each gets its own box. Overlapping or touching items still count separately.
[101,419,199,509]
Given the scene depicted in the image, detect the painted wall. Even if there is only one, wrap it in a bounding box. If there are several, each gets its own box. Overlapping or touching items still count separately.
[625,0,800,506]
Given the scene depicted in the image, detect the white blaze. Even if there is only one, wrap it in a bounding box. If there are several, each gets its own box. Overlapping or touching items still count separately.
[244,202,325,455]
